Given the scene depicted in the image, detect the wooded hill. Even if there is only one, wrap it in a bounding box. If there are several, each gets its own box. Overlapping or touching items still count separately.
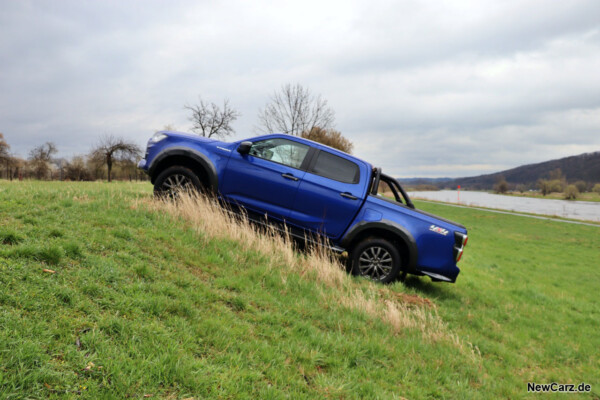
[401,151,600,190]
[450,151,600,190]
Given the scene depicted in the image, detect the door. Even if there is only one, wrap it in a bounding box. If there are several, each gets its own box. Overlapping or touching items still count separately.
[289,150,365,238]
[221,137,310,221]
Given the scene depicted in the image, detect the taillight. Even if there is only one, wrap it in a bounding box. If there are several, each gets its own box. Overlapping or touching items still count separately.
[454,232,468,262]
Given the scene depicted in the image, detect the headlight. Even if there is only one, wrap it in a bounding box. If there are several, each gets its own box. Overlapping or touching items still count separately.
[150,132,168,143]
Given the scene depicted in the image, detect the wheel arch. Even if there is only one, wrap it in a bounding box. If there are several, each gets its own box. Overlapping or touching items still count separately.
[341,220,418,272]
[149,147,218,193]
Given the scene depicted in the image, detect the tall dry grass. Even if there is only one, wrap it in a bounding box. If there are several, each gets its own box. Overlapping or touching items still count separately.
[139,191,478,355]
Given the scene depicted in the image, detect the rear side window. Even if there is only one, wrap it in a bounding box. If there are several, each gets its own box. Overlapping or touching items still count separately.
[310,151,360,183]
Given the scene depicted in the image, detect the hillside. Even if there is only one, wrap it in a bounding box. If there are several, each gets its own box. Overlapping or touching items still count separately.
[1,181,599,398]
[453,151,600,189]
[401,151,600,190]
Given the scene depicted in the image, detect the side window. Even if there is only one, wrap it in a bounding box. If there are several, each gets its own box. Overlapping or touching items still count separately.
[310,151,360,183]
[249,138,310,169]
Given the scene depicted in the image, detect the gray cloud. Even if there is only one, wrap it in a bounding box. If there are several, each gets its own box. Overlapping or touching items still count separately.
[1,0,599,178]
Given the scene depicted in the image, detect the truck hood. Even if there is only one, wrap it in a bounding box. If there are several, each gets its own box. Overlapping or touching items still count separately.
[160,130,221,144]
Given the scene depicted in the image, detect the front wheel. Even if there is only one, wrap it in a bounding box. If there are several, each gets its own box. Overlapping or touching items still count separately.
[153,166,202,198]
[350,238,403,283]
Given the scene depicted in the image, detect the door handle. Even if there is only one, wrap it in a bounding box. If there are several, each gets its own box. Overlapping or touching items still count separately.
[281,173,299,181]
[340,192,358,200]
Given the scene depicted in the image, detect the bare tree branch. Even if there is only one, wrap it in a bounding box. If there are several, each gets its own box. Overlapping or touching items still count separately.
[0,133,9,161]
[185,97,240,139]
[90,135,141,182]
[0,133,15,179]
[257,83,335,136]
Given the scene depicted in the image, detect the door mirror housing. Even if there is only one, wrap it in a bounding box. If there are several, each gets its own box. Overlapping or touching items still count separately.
[237,141,252,155]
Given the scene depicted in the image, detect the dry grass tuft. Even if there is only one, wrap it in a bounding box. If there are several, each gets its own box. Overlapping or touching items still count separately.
[142,191,348,288]
[139,190,477,355]
[384,290,436,308]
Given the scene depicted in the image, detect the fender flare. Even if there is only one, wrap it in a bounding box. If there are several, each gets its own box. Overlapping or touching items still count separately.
[148,146,218,193]
[341,220,418,271]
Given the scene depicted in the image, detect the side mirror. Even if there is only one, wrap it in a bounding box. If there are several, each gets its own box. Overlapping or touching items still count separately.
[237,141,252,155]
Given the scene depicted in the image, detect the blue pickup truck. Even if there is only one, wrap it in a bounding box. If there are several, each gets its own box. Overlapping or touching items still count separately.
[138,131,468,283]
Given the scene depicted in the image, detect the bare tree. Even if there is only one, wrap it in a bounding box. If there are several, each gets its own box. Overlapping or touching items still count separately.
[54,157,68,181]
[90,135,141,182]
[10,157,25,180]
[4,155,18,180]
[185,97,240,138]
[0,133,9,158]
[257,83,335,136]
[0,133,12,179]
[28,142,57,180]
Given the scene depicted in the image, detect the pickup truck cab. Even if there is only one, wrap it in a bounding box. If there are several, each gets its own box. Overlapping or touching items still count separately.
[138,131,468,283]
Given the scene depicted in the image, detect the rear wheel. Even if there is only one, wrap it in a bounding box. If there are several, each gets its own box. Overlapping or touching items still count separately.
[351,238,403,283]
[153,166,202,198]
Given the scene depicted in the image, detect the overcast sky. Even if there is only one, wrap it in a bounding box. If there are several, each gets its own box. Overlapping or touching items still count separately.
[1,0,599,178]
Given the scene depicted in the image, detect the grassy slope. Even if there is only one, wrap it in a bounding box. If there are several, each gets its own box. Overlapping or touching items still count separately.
[0,181,598,399]
[408,201,600,398]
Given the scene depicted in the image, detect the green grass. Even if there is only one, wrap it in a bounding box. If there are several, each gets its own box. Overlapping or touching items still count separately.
[408,201,600,397]
[0,181,598,399]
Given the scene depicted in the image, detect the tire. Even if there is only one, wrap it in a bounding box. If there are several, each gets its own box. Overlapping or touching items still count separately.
[153,166,203,198]
[350,238,403,283]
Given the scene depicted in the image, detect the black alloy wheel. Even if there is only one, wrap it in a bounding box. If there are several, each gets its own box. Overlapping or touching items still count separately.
[351,238,403,283]
[153,166,202,198]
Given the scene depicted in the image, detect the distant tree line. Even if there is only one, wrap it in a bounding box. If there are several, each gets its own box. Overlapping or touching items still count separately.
[0,132,144,182]
[490,168,599,200]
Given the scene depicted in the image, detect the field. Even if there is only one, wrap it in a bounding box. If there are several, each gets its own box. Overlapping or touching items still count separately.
[0,181,598,399]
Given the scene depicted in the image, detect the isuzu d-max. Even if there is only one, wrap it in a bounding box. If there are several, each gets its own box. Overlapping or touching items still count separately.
[138,131,468,283]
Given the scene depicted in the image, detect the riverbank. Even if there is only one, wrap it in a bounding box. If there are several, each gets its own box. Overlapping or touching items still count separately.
[500,190,600,202]
[408,190,600,222]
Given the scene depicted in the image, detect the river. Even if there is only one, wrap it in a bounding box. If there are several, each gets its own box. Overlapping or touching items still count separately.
[407,190,600,222]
